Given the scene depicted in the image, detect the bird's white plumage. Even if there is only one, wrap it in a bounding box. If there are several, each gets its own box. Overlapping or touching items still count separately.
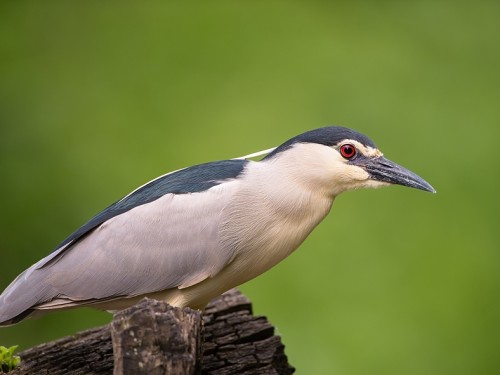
[0,126,435,325]
[1,144,338,317]
[235,147,276,160]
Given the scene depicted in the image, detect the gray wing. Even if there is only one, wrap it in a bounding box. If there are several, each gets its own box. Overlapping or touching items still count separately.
[54,159,248,254]
[0,159,247,325]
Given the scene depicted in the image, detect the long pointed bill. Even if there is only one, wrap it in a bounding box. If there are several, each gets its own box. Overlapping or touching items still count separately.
[363,157,436,193]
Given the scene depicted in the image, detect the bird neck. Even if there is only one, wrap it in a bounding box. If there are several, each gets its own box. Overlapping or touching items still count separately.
[219,158,334,278]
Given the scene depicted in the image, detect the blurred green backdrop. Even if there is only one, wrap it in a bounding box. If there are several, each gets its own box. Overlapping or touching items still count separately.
[1,1,499,374]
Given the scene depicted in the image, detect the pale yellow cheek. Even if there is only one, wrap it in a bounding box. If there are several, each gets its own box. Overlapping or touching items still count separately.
[362,180,391,189]
[327,161,393,194]
[332,163,370,183]
[347,166,371,182]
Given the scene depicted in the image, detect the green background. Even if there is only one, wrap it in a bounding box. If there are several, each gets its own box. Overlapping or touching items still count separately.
[1,1,499,374]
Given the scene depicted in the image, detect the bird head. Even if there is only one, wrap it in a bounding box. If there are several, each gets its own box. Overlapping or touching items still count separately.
[264,126,435,197]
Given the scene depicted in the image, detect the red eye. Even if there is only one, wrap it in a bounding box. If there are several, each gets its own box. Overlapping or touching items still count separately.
[340,144,357,159]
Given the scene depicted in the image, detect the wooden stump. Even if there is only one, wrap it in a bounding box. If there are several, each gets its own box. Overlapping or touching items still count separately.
[10,289,295,374]
[111,299,203,375]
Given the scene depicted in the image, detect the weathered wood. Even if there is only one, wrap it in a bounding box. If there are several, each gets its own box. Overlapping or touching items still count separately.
[111,298,202,375]
[202,291,293,374]
[10,289,294,374]
[10,325,113,375]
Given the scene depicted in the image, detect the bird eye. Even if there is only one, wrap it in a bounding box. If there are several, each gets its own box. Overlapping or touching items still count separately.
[340,144,357,159]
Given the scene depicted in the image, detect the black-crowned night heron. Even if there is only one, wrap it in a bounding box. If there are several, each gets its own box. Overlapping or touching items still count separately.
[0,126,435,326]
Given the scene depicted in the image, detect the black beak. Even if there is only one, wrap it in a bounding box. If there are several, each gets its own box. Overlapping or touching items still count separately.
[363,157,436,193]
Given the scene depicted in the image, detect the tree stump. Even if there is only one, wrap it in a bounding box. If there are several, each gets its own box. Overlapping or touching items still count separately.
[111,299,203,374]
[10,289,295,374]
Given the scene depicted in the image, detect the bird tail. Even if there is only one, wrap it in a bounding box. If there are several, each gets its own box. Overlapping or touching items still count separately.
[0,308,34,327]
[0,265,52,326]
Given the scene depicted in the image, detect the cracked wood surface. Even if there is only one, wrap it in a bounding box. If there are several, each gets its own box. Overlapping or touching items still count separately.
[10,289,294,374]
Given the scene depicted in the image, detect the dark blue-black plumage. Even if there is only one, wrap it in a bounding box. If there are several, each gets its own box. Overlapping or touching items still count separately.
[54,159,248,252]
[264,126,376,159]
[54,126,372,253]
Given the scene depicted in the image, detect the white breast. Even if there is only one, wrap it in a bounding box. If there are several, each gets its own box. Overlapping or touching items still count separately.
[220,158,334,280]
[153,144,338,309]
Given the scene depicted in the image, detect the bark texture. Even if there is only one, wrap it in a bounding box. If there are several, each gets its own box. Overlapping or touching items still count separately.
[10,289,294,375]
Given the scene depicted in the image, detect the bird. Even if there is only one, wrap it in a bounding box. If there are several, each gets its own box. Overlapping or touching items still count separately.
[0,126,435,326]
